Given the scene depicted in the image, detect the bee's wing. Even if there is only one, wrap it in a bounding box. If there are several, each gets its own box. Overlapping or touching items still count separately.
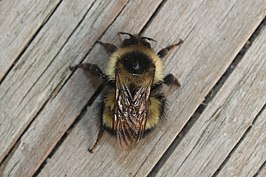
[113,74,152,149]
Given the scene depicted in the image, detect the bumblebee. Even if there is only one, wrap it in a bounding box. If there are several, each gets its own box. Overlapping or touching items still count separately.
[70,32,182,153]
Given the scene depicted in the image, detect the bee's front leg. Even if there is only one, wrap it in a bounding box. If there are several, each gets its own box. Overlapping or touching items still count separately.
[70,63,108,81]
[157,39,183,58]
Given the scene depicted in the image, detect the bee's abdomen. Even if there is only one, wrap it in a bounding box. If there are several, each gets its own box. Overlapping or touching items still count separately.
[101,91,166,135]
[145,94,166,130]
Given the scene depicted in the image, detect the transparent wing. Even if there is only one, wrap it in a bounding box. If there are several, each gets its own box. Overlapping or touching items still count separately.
[113,74,152,149]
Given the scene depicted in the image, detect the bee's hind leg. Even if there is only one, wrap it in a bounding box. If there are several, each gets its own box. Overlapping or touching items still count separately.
[88,126,105,153]
[97,40,117,53]
[69,63,108,81]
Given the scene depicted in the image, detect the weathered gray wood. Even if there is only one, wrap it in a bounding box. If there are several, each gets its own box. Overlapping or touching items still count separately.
[257,163,266,177]
[31,0,266,177]
[0,0,61,80]
[0,0,127,168]
[156,22,266,177]
[217,108,265,177]
[0,0,165,176]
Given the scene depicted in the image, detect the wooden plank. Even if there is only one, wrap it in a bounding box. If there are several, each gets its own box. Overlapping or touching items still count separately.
[217,107,266,177]
[0,0,165,176]
[155,22,266,177]
[0,0,61,80]
[257,163,266,177]
[34,0,266,177]
[0,0,126,165]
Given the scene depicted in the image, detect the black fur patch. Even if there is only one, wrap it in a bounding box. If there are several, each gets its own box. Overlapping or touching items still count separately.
[120,51,153,74]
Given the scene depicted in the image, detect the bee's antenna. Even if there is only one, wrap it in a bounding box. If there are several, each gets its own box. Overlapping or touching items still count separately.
[119,32,136,41]
[141,36,157,43]
[118,32,134,38]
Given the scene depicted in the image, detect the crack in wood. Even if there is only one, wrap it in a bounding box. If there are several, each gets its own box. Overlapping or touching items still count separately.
[212,103,265,177]
[139,0,168,35]
[0,139,21,176]
[254,160,266,177]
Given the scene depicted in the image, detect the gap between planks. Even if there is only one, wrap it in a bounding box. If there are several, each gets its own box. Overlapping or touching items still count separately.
[0,0,129,172]
[148,16,266,177]
[32,1,132,175]
[0,0,264,176]
[0,0,63,84]
[0,0,98,165]
[254,160,266,177]
[33,1,169,176]
[213,104,266,177]
[36,0,266,177]
[154,17,266,177]
[0,0,166,177]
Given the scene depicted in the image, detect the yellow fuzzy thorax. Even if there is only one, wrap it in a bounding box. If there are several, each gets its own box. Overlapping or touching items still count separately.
[106,45,163,83]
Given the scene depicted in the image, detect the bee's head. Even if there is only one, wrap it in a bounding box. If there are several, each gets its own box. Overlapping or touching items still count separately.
[107,32,162,82]
[119,32,156,49]
[119,51,155,75]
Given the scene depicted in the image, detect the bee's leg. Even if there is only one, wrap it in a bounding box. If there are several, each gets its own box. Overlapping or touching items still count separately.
[69,63,108,81]
[152,74,181,90]
[97,40,117,53]
[70,64,110,105]
[163,74,181,87]
[88,126,105,153]
[157,39,183,58]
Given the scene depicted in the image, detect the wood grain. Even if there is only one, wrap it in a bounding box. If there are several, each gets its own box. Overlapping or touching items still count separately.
[0,0,265,177]
[217,107,265,177]
[32,0,266,177]
[156,22,266,177]
[0,0,127,169]
[256,163,266,177]
[0,0,165,176]
[0,0,61,80]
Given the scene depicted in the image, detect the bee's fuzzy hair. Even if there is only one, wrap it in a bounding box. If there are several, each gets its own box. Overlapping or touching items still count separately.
[106,45,163,83]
